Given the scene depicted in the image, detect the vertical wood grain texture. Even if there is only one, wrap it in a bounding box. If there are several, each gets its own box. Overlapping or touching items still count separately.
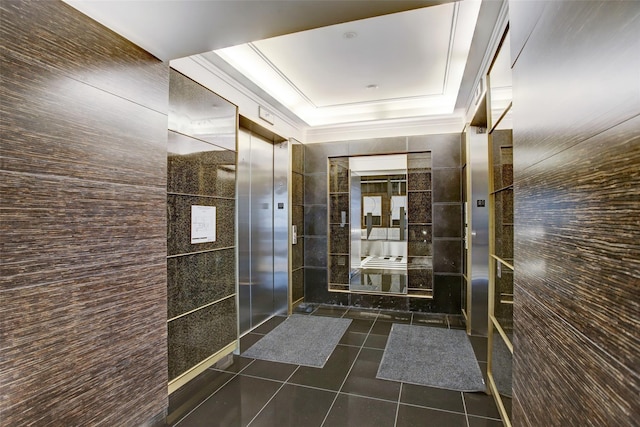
[510,1,640,425]
[1,1,169,425]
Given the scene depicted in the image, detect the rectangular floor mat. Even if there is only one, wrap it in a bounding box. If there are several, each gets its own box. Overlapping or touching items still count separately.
[243,315,352,368]
[376,324,486,392]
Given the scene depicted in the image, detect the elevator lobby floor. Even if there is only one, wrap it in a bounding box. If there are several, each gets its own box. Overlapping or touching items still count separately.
[165,305,504,427]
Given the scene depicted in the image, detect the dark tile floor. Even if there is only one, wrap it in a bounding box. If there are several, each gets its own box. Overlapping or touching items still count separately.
[167,305,504,427]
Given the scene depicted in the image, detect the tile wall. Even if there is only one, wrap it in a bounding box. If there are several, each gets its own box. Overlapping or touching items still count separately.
[1,1,169,425]
[303,134,464,313]
[167,70,238,382]
[291,143,305,302]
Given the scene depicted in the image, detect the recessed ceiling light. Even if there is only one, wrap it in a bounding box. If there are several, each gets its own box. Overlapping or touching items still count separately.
[343,31,358,39]
[366,84,379,90]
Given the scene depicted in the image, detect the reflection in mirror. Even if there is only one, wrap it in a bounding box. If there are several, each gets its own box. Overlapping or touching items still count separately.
[488,29,512,129]
[349,155,408,294]
[491,324,513,419]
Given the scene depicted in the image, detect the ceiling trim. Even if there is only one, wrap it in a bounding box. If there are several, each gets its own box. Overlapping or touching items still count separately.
[304,112,465,144]
[215,1,481,127]
[463,0,510,122]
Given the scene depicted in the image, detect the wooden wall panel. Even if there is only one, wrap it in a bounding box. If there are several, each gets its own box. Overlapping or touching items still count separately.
[0,1,168,425]
[510,1,640,425]
[510,1,640,172]
[1,1,168,113]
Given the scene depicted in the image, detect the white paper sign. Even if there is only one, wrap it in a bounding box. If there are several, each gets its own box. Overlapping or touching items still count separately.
[191,205,216,244]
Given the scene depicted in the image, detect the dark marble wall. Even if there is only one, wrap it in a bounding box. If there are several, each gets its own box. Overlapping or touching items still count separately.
[303,134,463,313]
[1,1,168,425]
[292,143,305,302]
[509,1,640,425]
[167,70,238,382]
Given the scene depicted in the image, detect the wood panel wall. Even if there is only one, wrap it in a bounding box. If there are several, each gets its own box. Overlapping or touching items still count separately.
[1,1,169,425]
[509,1,640,425]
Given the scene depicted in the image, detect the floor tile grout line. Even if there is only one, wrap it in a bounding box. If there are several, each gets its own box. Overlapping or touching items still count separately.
[319,316,376,427]
[398,401,469,416]
[462,391,471,427]
[245,365,302,427]
[394,382,403,427]
[173,366,247,426]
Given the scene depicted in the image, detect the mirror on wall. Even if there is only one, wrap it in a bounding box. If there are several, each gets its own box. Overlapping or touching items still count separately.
[488,28,512,130]
[350,155,408,294]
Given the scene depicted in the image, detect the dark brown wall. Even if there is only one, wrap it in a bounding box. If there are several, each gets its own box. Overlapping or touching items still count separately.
[510,1,640,425]
[1,1,169,425]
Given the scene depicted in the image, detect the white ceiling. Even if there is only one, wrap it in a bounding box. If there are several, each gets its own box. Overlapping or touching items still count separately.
[214,2,480,126]
[64,0,502,133]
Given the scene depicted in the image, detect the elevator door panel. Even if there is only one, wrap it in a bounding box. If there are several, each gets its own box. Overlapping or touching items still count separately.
[272,141,289,316]
[249,134,275,328]
[237,130,252,333]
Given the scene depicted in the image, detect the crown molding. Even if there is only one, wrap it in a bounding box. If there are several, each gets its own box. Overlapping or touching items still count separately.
[304,113,465,143]
[463,0,510,123]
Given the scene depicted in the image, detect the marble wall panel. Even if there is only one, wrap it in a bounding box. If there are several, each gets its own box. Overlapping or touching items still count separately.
[292,237,304,270]
[304,142,348,173]
[304,173,328,205]
[168,297,237,380]
[348,136,408,156]
[329,224,350,254]
[292,172,304,205]
[407,191,432,224]
[292,143,304,173]
[407,134,461,167]
[304,268,349,305]
[433,240,463,274]
[433,275,462,314]
[167,195,235,256]
[167,249,236,319]
[292,268,304,302]
[408,172,432,191]
[329,158,350,193]
[303,135,462,312]
[495,269,514,329]
[408,225,433,257]
[329,255,349,284]
[329,194,349,224]
[292,205,304,232]
[433,204,463,238]
[304,236,328,267]
[168,70,236,151]
[408,268,433,290]
[304,204,328,237]
[168,131,236,198]
[432,168,461,203]
[1,2,168,425]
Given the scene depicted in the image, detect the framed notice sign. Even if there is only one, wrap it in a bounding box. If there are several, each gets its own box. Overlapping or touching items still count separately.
[191,205,216,244]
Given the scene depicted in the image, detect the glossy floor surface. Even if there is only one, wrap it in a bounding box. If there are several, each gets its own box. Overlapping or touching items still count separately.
[166,305,504,427]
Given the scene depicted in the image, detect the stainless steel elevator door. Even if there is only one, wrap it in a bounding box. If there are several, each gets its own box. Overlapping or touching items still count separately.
[237,128,288,335]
